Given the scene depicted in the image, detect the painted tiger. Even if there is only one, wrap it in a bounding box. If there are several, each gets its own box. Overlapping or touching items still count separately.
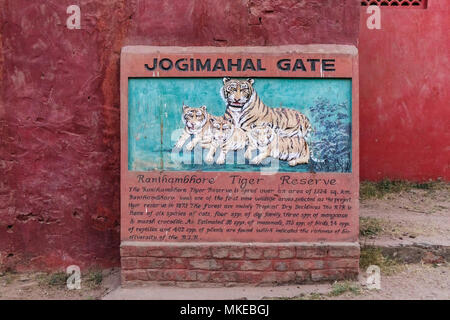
[222,77,312,138]
[206,115,247,164]
[175,105,213,150]
[247,122,310,166]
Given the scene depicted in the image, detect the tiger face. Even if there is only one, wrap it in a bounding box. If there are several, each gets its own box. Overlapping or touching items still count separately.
[210,116,234,144]
[182,105,208,132]
[222,77,255,108]
[249,123,276,147]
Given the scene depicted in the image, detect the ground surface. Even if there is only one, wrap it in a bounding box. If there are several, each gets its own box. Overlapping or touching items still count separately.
[1,183,448,300]
[1,263,447,300]
[360,183,449,246]
[0,268,121,300]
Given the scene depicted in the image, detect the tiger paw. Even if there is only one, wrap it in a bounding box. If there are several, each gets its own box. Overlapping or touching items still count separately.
[289,159,307,166]
[216,156,226,165]
[205,155,214,164]
[250,157,262,165]
[186,142,195,151]
[244,150,253,160]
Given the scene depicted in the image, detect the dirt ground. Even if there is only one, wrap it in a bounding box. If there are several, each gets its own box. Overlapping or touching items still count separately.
[333,263,449,300]
[0,184,448,300]
[360,183,449,246]
[1,263,448,300]
[0,268,121,300]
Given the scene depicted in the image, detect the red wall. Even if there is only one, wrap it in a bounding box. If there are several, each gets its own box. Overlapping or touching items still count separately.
[359,0,450,181]
[0,0,359,271]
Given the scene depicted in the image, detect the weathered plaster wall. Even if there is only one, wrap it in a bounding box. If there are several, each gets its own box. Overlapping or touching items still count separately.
[359,0,450,181]
[0,0,359,271]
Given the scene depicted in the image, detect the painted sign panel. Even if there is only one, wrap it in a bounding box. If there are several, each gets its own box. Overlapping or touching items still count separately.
[128,78,352,173]
[121,46,359,243]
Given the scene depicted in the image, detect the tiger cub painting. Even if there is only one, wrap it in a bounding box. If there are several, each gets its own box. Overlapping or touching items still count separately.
[222,77,312,138]
[247,123,310,166]
[175,105,213,151]
[206,116,247,165]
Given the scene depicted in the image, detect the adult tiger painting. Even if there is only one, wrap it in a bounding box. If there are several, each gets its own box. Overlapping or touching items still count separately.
[127,77,352,173]
[222,77,312,138]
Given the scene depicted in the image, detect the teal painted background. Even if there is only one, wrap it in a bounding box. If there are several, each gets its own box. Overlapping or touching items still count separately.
[128,78,352,172]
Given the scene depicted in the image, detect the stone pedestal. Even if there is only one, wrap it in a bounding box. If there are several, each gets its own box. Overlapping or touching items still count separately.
[121,242,359,286]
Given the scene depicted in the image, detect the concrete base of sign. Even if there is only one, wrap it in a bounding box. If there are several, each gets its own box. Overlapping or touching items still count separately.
[121,242,359,286]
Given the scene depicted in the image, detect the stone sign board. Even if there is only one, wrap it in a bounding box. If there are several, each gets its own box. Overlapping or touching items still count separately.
[120,46,359,285]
